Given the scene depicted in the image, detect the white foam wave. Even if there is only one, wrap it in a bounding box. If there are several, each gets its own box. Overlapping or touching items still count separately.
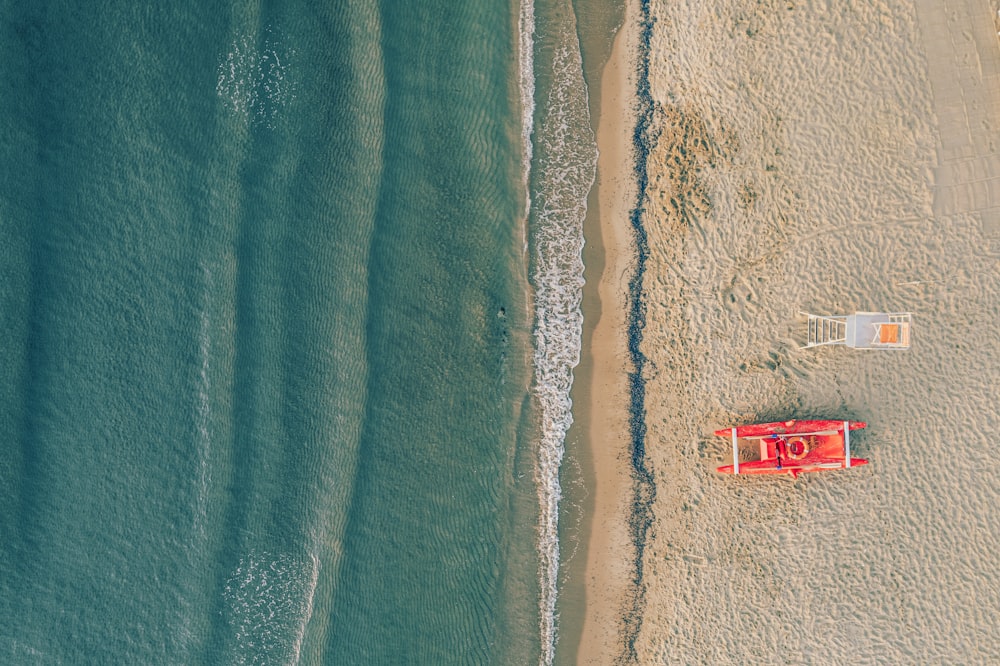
[224,551,319,666]
[529,21,596,666]
[288,554,319,665]
[519,0,536,230]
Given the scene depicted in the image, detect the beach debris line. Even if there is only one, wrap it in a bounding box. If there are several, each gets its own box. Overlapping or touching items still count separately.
[801,311,911,350]
[716,420,868,478]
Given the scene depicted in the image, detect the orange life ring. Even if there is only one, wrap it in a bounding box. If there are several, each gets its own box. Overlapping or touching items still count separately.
[786,437,809,460]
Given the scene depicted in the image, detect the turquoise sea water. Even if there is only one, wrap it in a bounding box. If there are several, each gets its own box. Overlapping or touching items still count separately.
[0,1,613,663]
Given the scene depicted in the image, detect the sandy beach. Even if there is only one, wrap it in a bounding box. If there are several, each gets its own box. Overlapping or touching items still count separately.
[573,0,643,663]
[580,0,1000,662]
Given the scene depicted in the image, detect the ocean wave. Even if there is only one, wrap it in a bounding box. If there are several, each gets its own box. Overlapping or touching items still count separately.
[519,0,536,230]
[526,6,596,663]
[216,26,297,128]
[223,551,319,666]
[193,263,213,543]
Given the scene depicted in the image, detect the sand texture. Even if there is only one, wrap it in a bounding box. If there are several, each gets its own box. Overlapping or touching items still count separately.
[633,0,1000,662]
[575,2,643,663]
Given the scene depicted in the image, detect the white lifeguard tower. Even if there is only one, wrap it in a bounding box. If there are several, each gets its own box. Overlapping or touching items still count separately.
[802,312,912,349]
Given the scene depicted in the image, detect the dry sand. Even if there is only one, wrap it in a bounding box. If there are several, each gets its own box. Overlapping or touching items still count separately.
[627,0,1000,663]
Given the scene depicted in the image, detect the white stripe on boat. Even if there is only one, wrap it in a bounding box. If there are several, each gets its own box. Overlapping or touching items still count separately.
[732,428,739,475]
[844,421,850,468]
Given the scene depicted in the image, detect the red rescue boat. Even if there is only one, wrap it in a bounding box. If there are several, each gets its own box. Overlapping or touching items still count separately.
[715,420,867,478]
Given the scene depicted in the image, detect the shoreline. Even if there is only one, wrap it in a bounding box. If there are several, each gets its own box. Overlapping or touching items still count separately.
[573,1,646,663]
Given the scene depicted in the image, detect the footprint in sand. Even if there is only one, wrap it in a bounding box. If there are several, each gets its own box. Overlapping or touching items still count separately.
[720,272,763,321]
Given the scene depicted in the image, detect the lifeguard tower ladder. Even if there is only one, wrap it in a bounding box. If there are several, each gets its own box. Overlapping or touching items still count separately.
[803,312,911,349]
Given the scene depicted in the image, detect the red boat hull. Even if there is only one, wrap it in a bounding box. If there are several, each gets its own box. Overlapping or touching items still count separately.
[713,419,867,439]
[716,420,868,477]
[716,458,869,476]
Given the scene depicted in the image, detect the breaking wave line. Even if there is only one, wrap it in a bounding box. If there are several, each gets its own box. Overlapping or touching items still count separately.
[526,10,596,663]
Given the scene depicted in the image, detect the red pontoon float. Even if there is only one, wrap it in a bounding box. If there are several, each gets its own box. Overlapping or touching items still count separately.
[715,420,867,478]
